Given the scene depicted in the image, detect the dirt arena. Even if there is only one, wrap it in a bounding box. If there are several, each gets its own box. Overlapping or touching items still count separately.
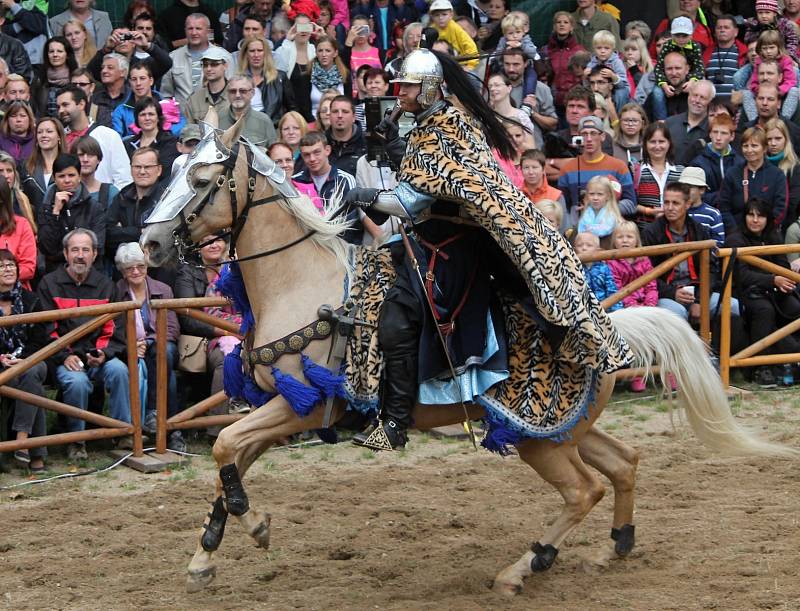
[1,388,799,611]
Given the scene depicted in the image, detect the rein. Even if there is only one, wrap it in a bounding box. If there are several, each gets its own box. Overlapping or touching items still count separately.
[173,141,318,265]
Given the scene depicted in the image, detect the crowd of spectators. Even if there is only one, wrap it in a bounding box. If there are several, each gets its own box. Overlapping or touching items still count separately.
[3,0,800,470]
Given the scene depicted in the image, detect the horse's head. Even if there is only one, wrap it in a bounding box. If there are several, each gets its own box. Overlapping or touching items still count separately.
[141,116,294,266]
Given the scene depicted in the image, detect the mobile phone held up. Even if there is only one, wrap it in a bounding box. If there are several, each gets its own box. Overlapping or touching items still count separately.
[296,22,313,34]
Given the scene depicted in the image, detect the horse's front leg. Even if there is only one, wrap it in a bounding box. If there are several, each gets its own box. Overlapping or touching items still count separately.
[186,396,330,592]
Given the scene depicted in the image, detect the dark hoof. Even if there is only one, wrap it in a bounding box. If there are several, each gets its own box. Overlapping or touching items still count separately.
[249,513,272,549]
[611,524,635,557]
[200,496,228,552]
[219,463,250,517]
[530,542,558,572]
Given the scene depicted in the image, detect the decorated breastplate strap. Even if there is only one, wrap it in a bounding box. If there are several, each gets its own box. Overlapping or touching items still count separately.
[244,311,342,367]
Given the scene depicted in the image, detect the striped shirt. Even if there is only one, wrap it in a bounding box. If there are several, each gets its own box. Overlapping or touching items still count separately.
[705,46,741,98]
[688,202,726,247]
[557,154,636,225]
[634,163,684,220]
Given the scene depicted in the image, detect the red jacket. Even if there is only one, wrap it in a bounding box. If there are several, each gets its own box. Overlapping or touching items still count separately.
[0,215,36,287]
[544,33,586,107]
[702,39,748,68]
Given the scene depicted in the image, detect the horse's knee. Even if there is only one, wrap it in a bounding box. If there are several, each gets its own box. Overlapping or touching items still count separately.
[566,479,605,517]
[212,429,236,465]
[610,451,639,492]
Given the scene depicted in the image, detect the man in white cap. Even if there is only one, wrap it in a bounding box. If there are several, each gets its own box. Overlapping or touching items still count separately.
[161,13,234,105]
[184,46,231,124]
[651,16,705,120]
[680,166,725,246]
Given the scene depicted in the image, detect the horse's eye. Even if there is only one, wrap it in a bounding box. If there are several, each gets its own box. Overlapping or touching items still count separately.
[195,178,210,189]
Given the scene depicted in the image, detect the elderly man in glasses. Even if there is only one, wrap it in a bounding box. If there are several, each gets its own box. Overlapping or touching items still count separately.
[217,74,276,147]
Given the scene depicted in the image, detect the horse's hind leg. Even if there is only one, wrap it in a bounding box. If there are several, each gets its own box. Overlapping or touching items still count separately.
[493,439,606,596]
[578,426,639,557]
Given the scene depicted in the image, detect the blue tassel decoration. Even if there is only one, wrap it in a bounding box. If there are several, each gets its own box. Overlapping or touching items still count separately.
[223,344,246,399]
[301,354,346,398]
[244,376,274,407]
[271,365,322,417]
[480,411,522,456]
[217,262,256,335]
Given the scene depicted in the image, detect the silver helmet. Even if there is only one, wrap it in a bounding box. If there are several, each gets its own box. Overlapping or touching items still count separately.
[390,48,443,108]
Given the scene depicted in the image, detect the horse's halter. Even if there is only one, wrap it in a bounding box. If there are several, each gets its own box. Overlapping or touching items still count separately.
[172,137,317,265]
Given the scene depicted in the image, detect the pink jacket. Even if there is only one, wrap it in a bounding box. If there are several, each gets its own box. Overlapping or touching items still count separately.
[750,55,797,96]
[329,0,349,28]
[607,257,658,307]
[293,179,324,213]
[0,216,36,287]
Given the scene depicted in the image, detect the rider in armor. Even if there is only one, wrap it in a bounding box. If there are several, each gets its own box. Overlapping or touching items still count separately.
[346,49,631,452]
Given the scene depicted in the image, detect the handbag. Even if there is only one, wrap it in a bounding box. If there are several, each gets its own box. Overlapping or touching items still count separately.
[177,335,208,373]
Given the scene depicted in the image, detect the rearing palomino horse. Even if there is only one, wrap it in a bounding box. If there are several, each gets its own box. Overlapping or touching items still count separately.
[141,120,792,596]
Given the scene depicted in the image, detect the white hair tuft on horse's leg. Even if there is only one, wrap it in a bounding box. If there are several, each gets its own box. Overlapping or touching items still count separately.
[610,307,798,457]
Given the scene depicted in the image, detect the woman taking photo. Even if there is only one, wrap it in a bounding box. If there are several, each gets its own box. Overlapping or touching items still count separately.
[123,97,179,175]
[20,117,67,212]
[634,122,684,225]
[174,234,244,440]
[308,35,348,117]
[74,136,119,211]
[719,126,788,234]
[764,117,800,230]
[273,13,322,122]
[0,180,36,286]
[0,249,50,472]
[238,36,295,126]
[0,152,36,235]
[727,198,800,388]
[612,103,647,167]
[33,38,79,118]
[63,19,97,68]
[0,102,36,161]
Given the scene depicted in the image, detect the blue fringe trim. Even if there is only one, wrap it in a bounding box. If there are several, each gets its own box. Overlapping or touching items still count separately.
[480,410,523,456]
[301,354,346,398]
[223,345,245,399]
[217,262,255,335]
[271,365,322,417]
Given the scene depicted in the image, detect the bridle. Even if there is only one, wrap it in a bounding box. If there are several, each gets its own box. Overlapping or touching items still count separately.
[172,138,317,265]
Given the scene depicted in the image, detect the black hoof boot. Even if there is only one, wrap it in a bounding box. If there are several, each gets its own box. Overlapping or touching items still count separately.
[611,524,635,557]
[354,419,407,451]
[201,496,228,552]
[530,542,559,572]
[219,463,249,516]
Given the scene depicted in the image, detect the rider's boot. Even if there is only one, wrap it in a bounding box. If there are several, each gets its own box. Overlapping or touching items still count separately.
[353,300,419,451]
[354,355,416,450]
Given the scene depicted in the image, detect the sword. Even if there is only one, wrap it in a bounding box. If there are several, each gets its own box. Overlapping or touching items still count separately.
[397,224,478,451]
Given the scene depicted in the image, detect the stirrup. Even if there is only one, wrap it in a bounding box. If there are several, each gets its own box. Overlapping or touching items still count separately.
[360,420,407,452]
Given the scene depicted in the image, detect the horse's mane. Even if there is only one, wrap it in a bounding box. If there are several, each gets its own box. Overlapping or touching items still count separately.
[273,184,354,278]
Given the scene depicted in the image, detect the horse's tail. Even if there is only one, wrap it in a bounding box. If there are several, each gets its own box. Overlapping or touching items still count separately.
[610,307,797,457]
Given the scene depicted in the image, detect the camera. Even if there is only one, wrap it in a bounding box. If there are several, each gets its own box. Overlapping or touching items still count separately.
[122,32,135,41]
[571,135,584,149]
[365,96,399,164]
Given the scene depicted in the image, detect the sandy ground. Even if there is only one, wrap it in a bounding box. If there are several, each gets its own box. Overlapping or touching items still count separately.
[1,387,799,611]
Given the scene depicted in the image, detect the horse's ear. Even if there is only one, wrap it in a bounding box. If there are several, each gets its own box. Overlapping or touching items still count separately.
[202,106,219,130]
[219,115,246,149]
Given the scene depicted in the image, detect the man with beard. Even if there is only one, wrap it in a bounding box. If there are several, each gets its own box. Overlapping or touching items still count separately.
[37,228,132,461]
[36,154,107,273]
[56,85,132,189]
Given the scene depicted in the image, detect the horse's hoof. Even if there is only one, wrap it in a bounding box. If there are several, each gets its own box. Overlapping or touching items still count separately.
[611,524,635,557]
[492,578,523,597]
[186,565,216,593]
[249,512,272,550]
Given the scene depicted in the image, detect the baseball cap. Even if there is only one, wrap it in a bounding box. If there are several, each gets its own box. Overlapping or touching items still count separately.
[679,166,708,188]
[429,0,453,12]
[578,115,604,132]
[179,124,202,144]
[201,46,229,62]
[671,16,694,36]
